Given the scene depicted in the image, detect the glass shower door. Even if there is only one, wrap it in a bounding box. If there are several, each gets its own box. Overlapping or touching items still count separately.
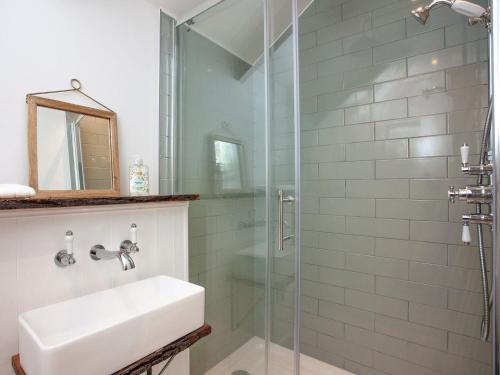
[267,0,301,373]
[172,0,302,373]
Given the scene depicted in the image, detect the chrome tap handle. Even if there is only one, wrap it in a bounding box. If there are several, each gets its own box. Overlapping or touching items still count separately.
[448,186,457,203]
[460,144,470,166]
[130,223,137,244]
[120,224,139,253]
[55,230,76,267]
[462,223,471,245]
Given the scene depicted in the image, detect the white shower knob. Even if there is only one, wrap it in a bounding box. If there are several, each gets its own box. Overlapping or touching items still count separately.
[130,224,137,244]
[65,230,74,255]
[462,223,471,245]
[460,144,470,165]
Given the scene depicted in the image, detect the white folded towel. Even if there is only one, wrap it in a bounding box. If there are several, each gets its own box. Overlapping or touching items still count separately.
[0,184,36,198]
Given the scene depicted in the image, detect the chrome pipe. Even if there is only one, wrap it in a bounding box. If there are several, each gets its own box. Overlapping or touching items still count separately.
[478,100,494,342]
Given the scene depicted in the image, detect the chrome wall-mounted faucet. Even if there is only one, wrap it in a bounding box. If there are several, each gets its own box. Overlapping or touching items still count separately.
[89,224,139,271]
[54,230,76,267]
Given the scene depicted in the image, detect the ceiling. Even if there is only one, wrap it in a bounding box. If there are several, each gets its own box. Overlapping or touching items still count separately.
[150,0,313,65]
[149,0,223,24]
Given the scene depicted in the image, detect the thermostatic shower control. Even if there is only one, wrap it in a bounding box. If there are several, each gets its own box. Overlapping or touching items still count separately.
[448,185,493,204]
[448,143,494,247]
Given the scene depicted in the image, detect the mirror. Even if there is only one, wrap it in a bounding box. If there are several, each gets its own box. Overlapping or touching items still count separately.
[211,135,246,193]
[28,96,120,197]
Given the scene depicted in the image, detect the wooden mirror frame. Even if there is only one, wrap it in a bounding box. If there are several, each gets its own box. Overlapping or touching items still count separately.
[27,95,120,198]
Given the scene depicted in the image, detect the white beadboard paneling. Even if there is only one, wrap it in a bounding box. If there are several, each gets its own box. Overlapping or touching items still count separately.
[0,203,189,373]
[0,219,19,366]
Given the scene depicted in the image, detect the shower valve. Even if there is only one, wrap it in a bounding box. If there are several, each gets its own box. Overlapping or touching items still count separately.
[448,185,493,204]
[463,213,493,227]
[458,144,492,175]
[461,163,493,176]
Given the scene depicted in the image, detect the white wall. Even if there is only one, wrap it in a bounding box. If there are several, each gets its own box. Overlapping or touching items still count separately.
[36,107,72,190]
[0,0,161,194]
[0,203,190,375]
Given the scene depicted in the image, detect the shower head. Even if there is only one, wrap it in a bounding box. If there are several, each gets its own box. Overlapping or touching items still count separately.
[411,6,430,24]
[411,0,489,27]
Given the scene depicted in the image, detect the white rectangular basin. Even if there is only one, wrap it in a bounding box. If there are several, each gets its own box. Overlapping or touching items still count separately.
[19,276,205,375]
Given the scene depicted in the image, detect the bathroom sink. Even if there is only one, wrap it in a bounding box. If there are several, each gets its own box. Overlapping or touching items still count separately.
[18,276,205,375]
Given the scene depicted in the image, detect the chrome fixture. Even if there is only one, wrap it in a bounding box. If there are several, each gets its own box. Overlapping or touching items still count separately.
[462,213,493,226]
[411,0,491,29]
[448,184,493,204]
[416,9,494,343]
[90,224,139,271]
[277,190,295,251]
[447,102,493,342]
[459,143,494,175]
[54,230,76,267]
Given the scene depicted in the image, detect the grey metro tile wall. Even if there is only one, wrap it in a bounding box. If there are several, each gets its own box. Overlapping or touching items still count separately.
[293,0,493,374]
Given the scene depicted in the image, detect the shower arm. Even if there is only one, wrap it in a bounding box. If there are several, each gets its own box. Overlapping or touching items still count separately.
[427,0,454,10]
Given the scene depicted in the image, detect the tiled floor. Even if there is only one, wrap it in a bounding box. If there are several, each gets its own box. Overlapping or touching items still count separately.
[204,336,354,375]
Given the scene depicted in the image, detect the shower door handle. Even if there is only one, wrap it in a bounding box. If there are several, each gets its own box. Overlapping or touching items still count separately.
[278,190,295,251]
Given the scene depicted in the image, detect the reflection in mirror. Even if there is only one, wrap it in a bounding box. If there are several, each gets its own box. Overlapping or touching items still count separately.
[212,136,246,193]
[28,95,119,197]
[37,107,112,190]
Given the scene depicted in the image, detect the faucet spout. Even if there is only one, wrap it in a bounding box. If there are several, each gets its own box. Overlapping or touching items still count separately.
[90,225,140,272]
[118,251,135,271]
[90,244,136,271]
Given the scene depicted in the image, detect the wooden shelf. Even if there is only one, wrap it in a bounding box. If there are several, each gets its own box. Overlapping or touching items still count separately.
[0,195,199,210]
[12,324,211,375]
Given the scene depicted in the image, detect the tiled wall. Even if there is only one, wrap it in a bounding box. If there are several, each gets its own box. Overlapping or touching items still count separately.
[159,12,175,195]
[80,116,112,189]
[298,0,492,374]
[188,196,266,374]
[0,203,190,375]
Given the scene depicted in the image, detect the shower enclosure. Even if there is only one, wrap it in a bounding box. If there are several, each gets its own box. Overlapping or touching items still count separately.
[159,0,498,374]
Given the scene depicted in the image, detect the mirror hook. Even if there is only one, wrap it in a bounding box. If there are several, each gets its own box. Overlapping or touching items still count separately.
[70,79,82,90]
[26,79,114,112]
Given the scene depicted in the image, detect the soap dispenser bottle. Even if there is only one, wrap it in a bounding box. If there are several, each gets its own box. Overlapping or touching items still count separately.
[129,155,149,196]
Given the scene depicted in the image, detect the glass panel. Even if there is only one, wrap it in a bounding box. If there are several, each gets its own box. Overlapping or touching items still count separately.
[176,1,268,374]
[268,0,298,374]
[159,12,176,194]
[298,1,493,374]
